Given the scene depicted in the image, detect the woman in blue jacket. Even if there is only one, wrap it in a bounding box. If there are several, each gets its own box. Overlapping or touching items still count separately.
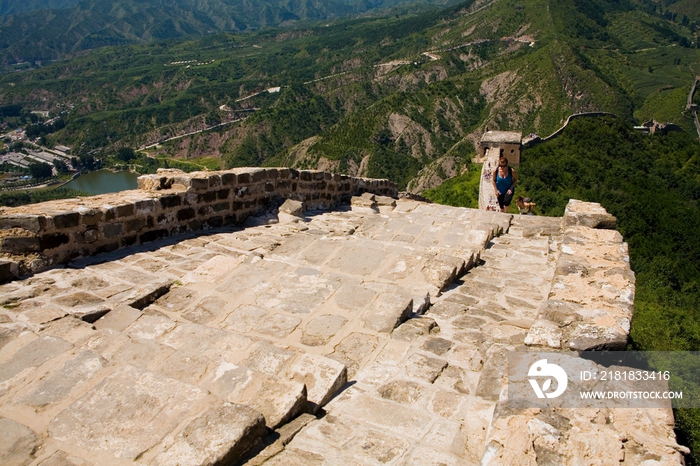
[491,153,517,213]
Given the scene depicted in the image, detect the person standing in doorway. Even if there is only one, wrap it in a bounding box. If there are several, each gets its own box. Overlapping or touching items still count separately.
[492,151,517,213]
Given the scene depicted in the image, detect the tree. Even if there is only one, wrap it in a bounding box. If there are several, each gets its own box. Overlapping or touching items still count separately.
[116,147,136,162]
[28,162,52,179]
[54,159,69,174]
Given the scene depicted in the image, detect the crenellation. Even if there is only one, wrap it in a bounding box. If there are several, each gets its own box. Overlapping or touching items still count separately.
[0,168,398,279]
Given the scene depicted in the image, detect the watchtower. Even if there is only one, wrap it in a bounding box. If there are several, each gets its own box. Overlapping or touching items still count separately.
[479,130,522,165]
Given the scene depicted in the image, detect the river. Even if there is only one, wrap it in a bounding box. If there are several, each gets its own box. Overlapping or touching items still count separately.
[63,170,139,195]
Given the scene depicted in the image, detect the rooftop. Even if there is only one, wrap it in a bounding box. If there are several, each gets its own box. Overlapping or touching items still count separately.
[479,130,523,145]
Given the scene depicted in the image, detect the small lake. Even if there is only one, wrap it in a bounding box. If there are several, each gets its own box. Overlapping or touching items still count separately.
[63,170,139,195]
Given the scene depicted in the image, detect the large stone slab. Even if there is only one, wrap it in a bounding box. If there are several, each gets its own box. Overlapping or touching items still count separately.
[152,403,266,466]
[49,365,209,461]
[0,335,73,395]
[362,287,413,333]
[19,350,107,408]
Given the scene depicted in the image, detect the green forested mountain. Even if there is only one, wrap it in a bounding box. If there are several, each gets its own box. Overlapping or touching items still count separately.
[0,0,697,193]
[0,0,77,16]
[0,0,462,64]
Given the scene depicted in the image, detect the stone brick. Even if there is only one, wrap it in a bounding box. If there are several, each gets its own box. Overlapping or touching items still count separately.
[221,172,236,185]
[53,212,80,229]
[190,178,209,190]
[115,204,135,218]
[125,218,146,232]
[199,191,217,203]
[135,199,157,213]
[160,194,182,209]
[102,222,123,239]
[77,208,103,226]
[1,237,41,254]
[140,229,169,243]
[0,260,18,282]
[0,215,46,233]
[40,233,70,250]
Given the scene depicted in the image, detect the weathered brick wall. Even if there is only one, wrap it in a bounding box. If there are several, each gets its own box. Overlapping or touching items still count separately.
[0,168,397,277]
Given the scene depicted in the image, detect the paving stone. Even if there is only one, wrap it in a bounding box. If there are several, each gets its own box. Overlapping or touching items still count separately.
[453,315,488,330]
[378,380,425,404]
[181,254,245,285]
[0,417,42,466]
[49,365,209,461]
[256,274,339,315]
[287,353,347,413]
[296,239,339,265]
[429,389,465,419]
[362,289,412,333]
[427,301,467,319]
[125,310,177,340]
[153,403,266,466]
[339,393,433,438]
[108,336,176,371]
[19,350,107,408]
[393,316,439,342]
[328,332,379,377]
[259,447,327,465]
[341,428,410,464]
[405,353,448,383]
[93,305,141,332]
[222,305,268,333]
[487,322,527,345]
[240,341,295,376]
[155,347,211,385]
[449,345,485,372]
[234,374,308,429]
[442,293,479,307]
[327,243,387,276]
[434,365,472,395]
[255,313,302,338]
[51,292,105,313]
[0,335,72,395]
[404,447,463,466]
[333,283,377,312]
[36,451,90,466]
[422,255,465,291]
[379,254,425,282]
[14,306,66,325]
[467,308,507,322]
[301,314,347,346]
[474,345,510,401]
[153,287,199,313]
[182,296,226,324]
[422,418,468,460]
[422,337,454,355]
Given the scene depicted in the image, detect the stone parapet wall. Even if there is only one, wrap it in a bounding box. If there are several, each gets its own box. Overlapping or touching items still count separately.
[0,167,397,277]
[525,199,632,350]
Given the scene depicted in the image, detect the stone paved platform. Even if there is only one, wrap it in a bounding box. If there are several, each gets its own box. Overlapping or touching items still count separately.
[0,198,686,465]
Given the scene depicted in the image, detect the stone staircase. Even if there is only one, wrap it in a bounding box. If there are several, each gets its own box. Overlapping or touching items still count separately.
[263,212,564,465]
[0,198,686,465]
